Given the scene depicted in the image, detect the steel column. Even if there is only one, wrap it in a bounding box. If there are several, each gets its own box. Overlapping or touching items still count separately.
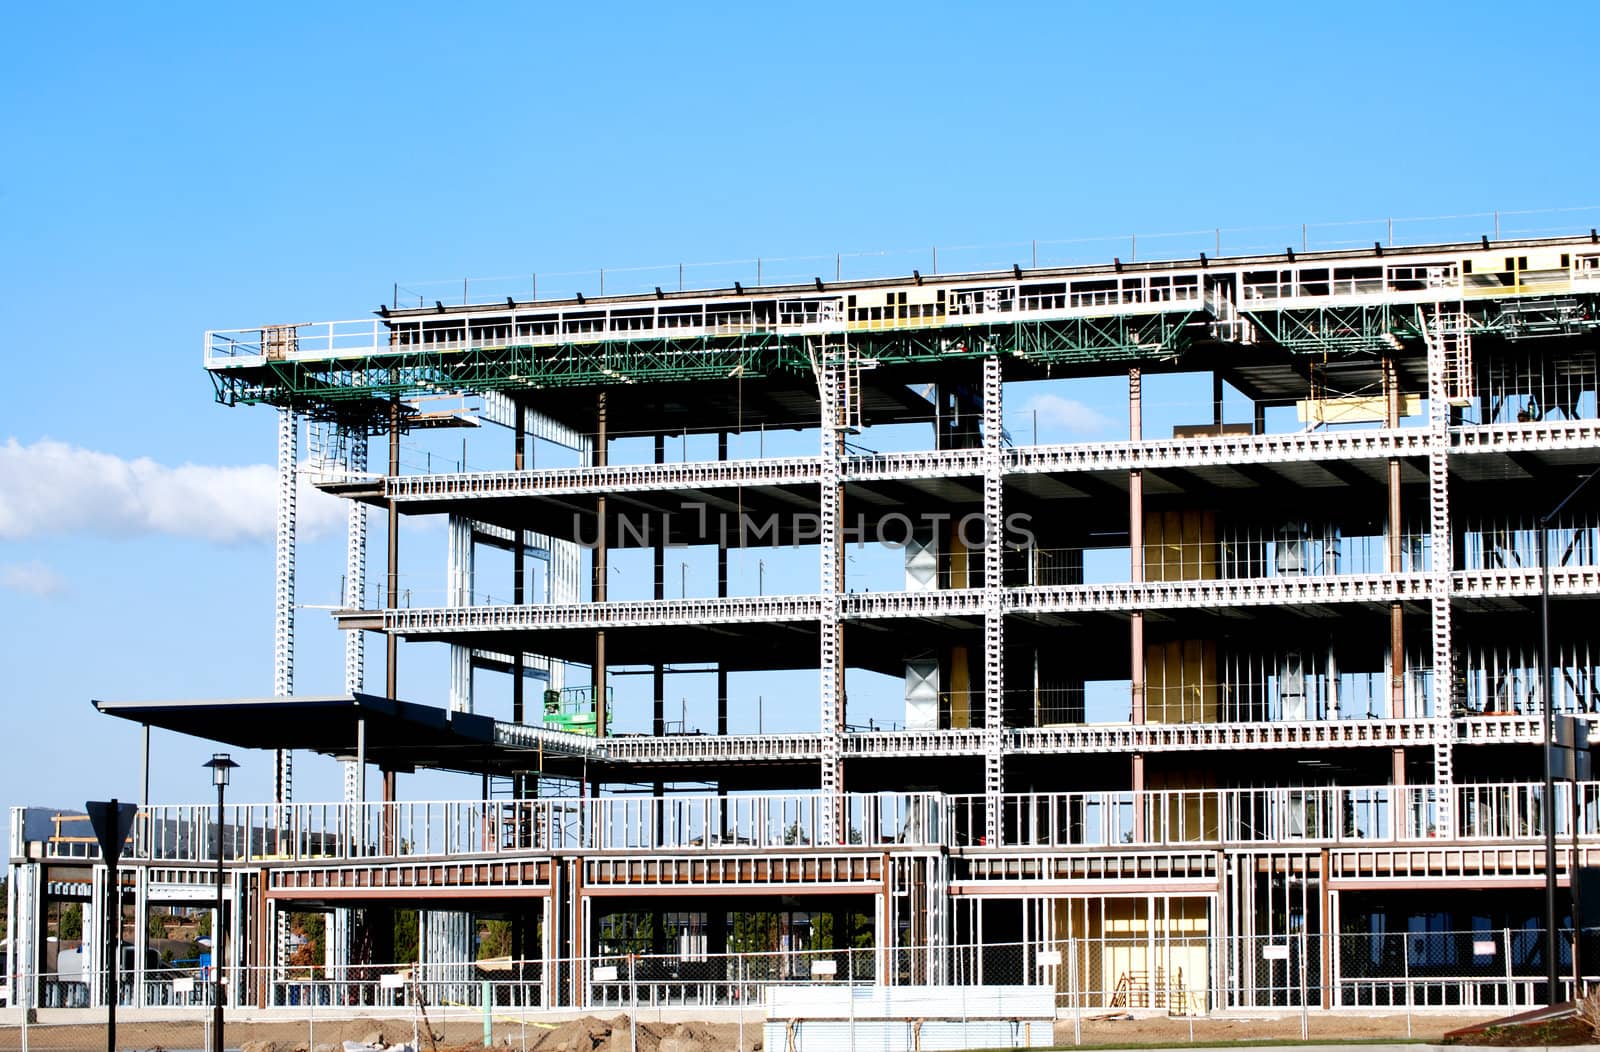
[1423,305,1457,837]
[593,390,608,740]
[343,429,368,801]
[514,408,527,727]
[273,407,297,804]
[447,514,475,713]
[982,355,1005,842]
[817,338,846,842]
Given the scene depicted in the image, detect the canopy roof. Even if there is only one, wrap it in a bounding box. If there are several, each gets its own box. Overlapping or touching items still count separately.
[92,694,504,775]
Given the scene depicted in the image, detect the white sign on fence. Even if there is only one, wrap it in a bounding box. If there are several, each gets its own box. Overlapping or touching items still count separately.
[172,978,195,995]
[593,965,619,981]
[1036,950,1062,967]
[1262,944,1290,961]
[379,973,405,989]
[810,960,838,977]
[1474,940,1497,955]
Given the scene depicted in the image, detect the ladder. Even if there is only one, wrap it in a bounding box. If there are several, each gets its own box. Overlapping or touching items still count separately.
[818,333,862,432]
[1427,305,1475,406]
[1112,971,1150,1007]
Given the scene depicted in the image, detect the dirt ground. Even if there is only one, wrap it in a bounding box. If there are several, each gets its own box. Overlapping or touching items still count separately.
[1067,1009,1517,1045]
[0,1008,1534,1051]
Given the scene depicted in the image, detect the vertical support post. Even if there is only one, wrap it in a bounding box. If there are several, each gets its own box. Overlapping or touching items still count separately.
[213,779,226,1052]
[1543,523,1559,1000]
[1572,770,1582,990]
[1422,306,1455,839]
[1505,926,1516,1008]
[718,431,731,737]
[653,435,666,738]
[1384,355,1407,719]
[593,390,609,740]
[447,515,475,713]
[513,408,527,729]
[384,401,401,855]
[1319,849,1333,1009]
[1381,353,1413,841]
[1391,747,1407,837]
[817,339,845,842]
[386,401,401,698]
[344,430,368,797]
[981,355,1006,845]
[273,407,297,805]
[132,864,148,1007]
[1129,368,1147,840]
[271,407,297,990]
[105,850,118,1051]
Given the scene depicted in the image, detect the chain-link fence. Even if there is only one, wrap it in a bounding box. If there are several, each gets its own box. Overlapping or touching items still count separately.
[4,928,1594,1050]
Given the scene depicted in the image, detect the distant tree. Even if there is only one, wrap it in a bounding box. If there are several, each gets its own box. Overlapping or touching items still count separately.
[730,912,778,954]
[148,912,168,941]
[478,920,513,960]
[598,912,658,956]
[394,910,419,964]
[287,912,326,970]
[812,912,874,950]
[196,912,211,938]
[60,903,82,940]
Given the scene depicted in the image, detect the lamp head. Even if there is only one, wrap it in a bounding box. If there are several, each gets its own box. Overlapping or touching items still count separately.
[204,752,239,788]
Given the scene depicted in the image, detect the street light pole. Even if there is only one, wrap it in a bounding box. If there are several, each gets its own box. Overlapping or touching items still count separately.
[1541,472,1597,1004]
[204,753,238,1052]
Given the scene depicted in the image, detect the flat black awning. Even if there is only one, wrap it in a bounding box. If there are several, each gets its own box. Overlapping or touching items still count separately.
[92,694,506,775]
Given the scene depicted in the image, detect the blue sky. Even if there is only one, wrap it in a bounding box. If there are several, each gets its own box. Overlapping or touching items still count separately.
[2,1,1597,817]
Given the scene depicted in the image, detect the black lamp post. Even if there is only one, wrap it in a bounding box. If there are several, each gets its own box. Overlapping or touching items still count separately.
[1542,472,1596,1004]
[203,753,238,1052]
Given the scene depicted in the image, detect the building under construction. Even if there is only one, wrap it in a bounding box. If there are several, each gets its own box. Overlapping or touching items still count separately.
[10,230,1600,1015]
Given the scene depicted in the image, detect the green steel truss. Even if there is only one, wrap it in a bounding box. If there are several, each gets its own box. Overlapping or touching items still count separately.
[1244,295,1600,355]
[209,294,1599,425]
[209,313,1201,424]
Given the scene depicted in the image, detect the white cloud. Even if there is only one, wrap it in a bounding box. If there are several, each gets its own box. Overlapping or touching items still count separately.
[0,559,66,597]
[1022,393,1116,436]
[0,438,345,543]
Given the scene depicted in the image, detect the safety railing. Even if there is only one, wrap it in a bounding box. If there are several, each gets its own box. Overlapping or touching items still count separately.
[1008,427,1428,474]
[20,781,1600,868]
[204,319,391,365]
[387,455,824,495]
[1453,419,1600,452]
[40,793,941,865]
[946,787,1399,848]
[204,275,1205,370]
[387,593,824,632]
[944,781,1600,848]
[348,566,1600,633]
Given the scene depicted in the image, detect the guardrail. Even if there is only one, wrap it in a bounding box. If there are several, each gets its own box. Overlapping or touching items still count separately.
[25,792,941,865]
[18,781,1600,865]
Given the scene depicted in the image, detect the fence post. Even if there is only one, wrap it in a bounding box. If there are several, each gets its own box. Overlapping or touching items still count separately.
[482,978,493,1046]
[1070,936,1081,1046]
[1403,932,1412,1037]
[737,953,745,1052]
[1299,931,1309,1040]
[849,961,856,1052]
[1504,927,1515,1009]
